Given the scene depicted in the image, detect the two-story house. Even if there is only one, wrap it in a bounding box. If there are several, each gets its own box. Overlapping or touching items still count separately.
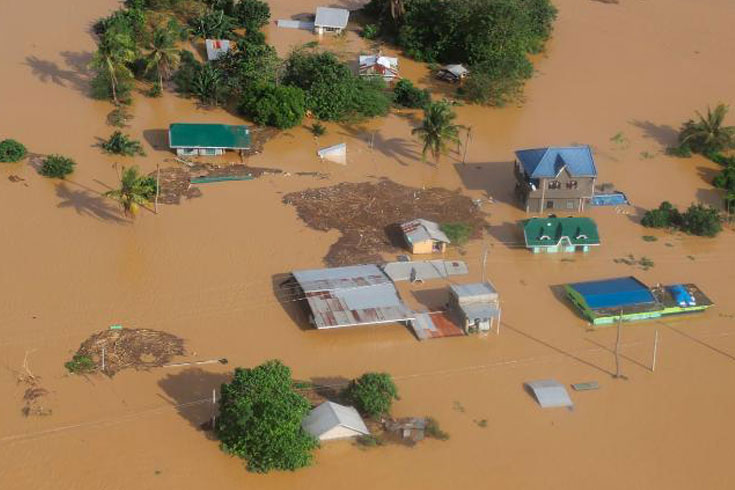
[513,145,598,213]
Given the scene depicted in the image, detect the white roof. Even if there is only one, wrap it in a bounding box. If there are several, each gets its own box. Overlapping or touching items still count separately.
[443,64,469,77]
[359,55,399,69]
[525,380,574,408]
[302,401,370,439]
[314,7,350,28]
[205,39,231,61]
[400,219,450,244]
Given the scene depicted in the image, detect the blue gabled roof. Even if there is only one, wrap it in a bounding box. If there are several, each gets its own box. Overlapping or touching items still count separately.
[569,276,655,310]
[515,146,597,179]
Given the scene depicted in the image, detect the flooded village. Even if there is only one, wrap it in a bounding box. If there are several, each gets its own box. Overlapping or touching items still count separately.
[1,0,735,489]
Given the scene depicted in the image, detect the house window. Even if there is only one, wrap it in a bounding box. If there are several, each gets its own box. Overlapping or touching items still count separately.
[202,148,217,156]
[566,200,575,209]
[546,200,554,209]
[548,180,561,190]
[567,180,578,189]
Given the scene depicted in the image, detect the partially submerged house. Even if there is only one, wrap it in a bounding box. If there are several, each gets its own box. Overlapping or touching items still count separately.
[291,264,414,329]
[564,276,714,326]
[399,219,450,254]
[436,64,469,83]
[522,216,600,253]
[448,282,501,335]
[525,380,574,408]
[302,401,370,441]
[514,145,597,213]
[205,39,231,61]
[168,123,251,156]
[314,7,349,35]
[359,54,400,81]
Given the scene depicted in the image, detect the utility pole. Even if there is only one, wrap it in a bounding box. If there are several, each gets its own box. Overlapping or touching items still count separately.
[651,329,659,372]
[614,309,623,378]
[481,245,488,283]
[155,163,161,214]
[101,347,106,373]
[211,389,217,430]
[462,126,472,165]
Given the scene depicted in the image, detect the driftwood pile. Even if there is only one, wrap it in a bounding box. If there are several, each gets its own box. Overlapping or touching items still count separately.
[283,179,487,265]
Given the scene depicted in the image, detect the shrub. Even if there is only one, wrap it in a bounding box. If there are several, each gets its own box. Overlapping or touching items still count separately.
[680,203,722,237]
[346,372,399,418]
[310,122,326,136]
[440,222,473,245]
[40,154,76,178]
[352,78,392,119]
[239,84,306,129]
[425,417,449,440]
[356,434,383,447]
[641,201,680,229]
[666,144,692,158]
[362,24,379,40]
[216,360,317,473]
[65,354,96,374]
[0,139,28,162]
[393,79,430,108]
[233,0,271,30]
[101,131,146,156]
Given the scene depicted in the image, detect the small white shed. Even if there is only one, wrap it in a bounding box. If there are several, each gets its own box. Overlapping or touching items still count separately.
[302,401,370,441]
[525,379,574,408]
[314,7,350,35]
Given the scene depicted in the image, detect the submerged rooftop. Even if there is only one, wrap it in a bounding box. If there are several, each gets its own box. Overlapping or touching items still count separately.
[168,123,251,149]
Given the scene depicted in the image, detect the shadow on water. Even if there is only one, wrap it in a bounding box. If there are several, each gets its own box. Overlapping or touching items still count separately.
[143,129,171,152]
[629,120,679,148]
[55,183,129,224]
[453,161,518,206]
[337,125,420,166]
[24,52,93,96]
[272,273,312,331]
[158,368,231,438]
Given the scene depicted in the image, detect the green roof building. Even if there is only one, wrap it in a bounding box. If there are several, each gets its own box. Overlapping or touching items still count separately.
[168,123,251,157]
[521,216,600,253]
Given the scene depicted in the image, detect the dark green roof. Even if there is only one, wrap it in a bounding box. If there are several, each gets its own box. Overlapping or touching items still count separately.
[169,123,251,149]
[522,217,600,247]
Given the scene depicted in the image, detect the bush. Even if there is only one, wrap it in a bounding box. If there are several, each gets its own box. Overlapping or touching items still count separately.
[362,24,379,40]
[101,131,146,156]
[666,144,692,158]
[641,201,680,229]
[393,79,430,108]
[239,84,306,129]
[65,354,96,374]
[233,0,271,31]
[216,360,317,473]
[40,154,76,178]
[440,222,473,245]
[345,372,399,418]
[425,417,449,440]
[0,139,28,162]
[310,122,326,136]
[459,69,524,107]
[680,203,722,237]
[352,78,392,119]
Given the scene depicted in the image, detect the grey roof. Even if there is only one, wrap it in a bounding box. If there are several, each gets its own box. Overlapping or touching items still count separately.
[443,64,469,77]
[400,219,450,245]
[381,260,468,282]
[515,146,597,179]
[302,401,369,439]
[525,379,574,408]
[450,282,498,301]
[314,7,350,28]
[292,264,414,329]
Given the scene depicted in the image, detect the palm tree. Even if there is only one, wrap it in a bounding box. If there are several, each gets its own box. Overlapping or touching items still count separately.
[91,31,137,105]
[105,165,156,216]
[679,103,735,154]
[411,101,462,163]
[144,26,181,92]
[389,0,406,21]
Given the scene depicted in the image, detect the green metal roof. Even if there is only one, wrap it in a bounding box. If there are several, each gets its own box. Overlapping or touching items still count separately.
[169,123,251,149]
[522,217,600,248]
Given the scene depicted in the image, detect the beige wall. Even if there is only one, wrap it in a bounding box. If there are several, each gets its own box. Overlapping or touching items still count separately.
[320,426,363,441]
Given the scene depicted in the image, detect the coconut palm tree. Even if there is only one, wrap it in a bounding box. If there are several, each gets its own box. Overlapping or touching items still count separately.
[91,31,137,105]
[679,103,735,154]
[144,26,181,92]
[389,0,406,21]
[105,165,156,216]
[411,101,462,163]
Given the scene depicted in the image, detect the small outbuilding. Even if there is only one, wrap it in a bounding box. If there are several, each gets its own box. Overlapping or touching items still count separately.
[448,282,501,335]
[168,123,251,157]
[205,39,231,61]
[314,7,349,35]
[359,54,400,81]
[436,64,469,83]
[400,219,450,254]
[522,216,600,253]
[302,401,370,441]
[525,379,574,408]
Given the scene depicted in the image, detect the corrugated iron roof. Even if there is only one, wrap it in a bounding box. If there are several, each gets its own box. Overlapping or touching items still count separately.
[205,39,231,61]
[302,401,369,439]
[450,282,498,300]
[314,7,350,28]
[293,264,414,329]
[400,219,450,245]
[515,146,597,179]
[381,260,468,282]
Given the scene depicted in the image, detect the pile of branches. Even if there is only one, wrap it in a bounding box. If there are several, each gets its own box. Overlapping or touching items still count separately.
[283,179,487,265]
[69,328,185,376]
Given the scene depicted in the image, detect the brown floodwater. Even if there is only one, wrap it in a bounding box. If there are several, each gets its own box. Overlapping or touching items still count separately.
[1,0,735,488]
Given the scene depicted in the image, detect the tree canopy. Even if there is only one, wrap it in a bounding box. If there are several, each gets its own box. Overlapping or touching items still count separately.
[412,101,462,162]
[345,372,399,418]
[216,360,318,473]
[676,104,735,155]
[0,139,28,163]
[239,84,306,129]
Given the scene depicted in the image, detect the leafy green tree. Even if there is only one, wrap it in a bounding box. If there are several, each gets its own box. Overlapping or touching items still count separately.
[411,101,462,162]
[40,155,76,178]
[216,360,318,473]
[190,9,236,39]
[105,165,156,216]
[0,139,28,162]
[392,79,430,108]
[214,43,280,98]
[680,203,722,237]
[239,84,306,129]
[144,25,181,91]
[101,131,146,156]
[440,222,472,245]
[345,372,399,418]
[192,64,225,106]
[677,104,735,155]
[91,29,138,104]
[233,0,271,31]
[641,201,681,229]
